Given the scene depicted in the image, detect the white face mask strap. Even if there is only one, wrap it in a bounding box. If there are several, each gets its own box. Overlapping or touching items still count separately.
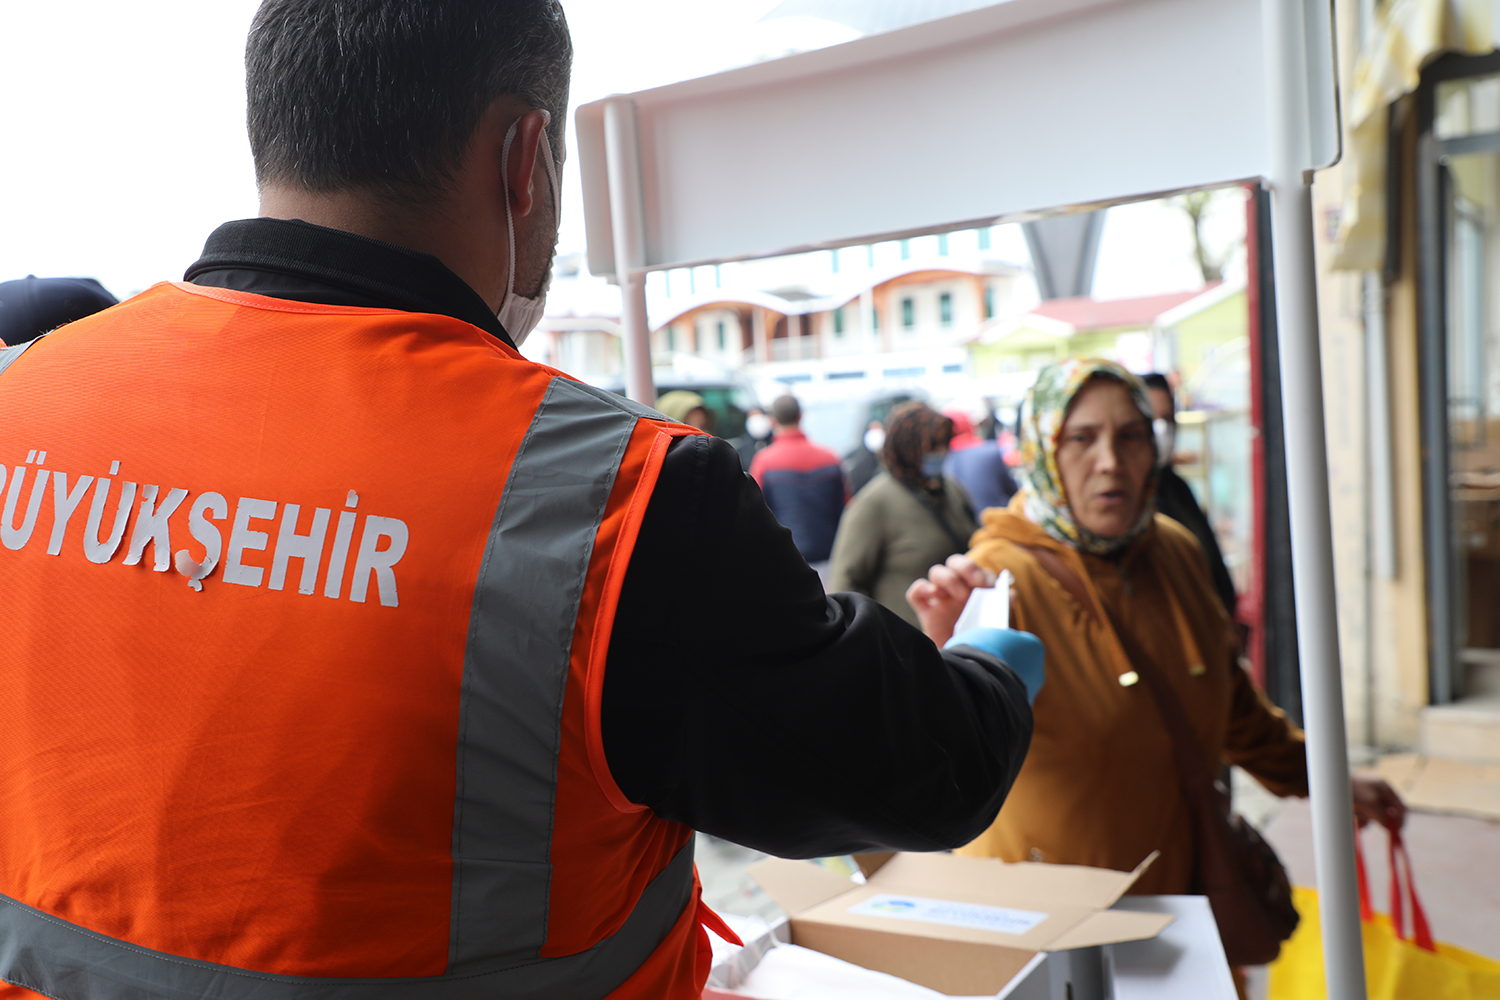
[499,111,555,305]
[500,123,520,302]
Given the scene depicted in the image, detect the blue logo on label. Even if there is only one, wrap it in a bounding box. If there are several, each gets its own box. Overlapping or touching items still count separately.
[868,899,918,913]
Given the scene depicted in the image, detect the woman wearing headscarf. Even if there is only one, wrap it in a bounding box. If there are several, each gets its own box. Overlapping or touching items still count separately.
[654,389,714,432]
[826,401,978,627]
[906,359,1404,895]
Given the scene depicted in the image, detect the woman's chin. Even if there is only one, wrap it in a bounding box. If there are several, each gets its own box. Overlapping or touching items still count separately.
[1077,510,1139,540]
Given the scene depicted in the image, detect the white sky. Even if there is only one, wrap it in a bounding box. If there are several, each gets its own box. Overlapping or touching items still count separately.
[0,1,1222,301]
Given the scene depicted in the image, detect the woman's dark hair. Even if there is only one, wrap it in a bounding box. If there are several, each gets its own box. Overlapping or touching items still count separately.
[882,402,953,491]
[246,0,571,201]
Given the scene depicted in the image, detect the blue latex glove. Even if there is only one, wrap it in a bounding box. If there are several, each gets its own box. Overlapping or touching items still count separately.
[945,627,1046,705]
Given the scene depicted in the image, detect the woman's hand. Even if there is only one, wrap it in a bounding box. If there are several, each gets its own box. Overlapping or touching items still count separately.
[906,554,995,647]
[1352,774,1407,830]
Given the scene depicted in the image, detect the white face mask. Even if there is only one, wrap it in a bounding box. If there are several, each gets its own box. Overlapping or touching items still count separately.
[745,413,773,440]
[497,114,559,348]
[1153,417,1176,469]
[863,427,886,455]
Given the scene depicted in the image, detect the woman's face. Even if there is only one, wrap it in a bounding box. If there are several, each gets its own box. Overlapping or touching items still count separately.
[1055,379,1155,538]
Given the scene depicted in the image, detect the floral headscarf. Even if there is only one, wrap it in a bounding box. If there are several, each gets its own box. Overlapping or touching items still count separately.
[883,401,954,493]
[1018,358,1158,556]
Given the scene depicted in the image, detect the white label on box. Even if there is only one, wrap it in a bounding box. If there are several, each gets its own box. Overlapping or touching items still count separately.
[846,893,1047,936]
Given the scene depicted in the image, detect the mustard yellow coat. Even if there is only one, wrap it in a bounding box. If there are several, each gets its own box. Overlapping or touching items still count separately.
[956,498,1308,895]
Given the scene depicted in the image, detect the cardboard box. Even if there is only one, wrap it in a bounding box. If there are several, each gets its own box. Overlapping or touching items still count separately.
[749,851,1174,997]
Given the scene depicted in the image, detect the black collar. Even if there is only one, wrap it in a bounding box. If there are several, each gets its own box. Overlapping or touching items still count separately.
[184,218,516,350]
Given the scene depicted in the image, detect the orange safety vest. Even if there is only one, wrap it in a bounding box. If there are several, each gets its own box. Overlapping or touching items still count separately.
[0,282,733,1000]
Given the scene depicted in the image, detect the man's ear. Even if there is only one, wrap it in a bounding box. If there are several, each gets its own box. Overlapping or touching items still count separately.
[504,108,551,218]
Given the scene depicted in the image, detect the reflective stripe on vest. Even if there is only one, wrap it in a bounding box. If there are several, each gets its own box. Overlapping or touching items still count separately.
[451,375,642,970]
[0,842,694,1000]
[0,338,39,377]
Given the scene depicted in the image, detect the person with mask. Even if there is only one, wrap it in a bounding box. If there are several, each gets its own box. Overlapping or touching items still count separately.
[843,418,887,494]
[734,405,773,470]
[1143,372,1237,618]
[827,402,980,627]
[0,4,1037,999]
[906,359,1405,974]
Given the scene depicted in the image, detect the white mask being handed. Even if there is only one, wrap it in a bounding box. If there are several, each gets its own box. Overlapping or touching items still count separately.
[1153,417,1176,470]
[497,113,559,348]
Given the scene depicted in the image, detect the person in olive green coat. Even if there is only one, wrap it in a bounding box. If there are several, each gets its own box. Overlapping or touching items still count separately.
[828,402,978,627]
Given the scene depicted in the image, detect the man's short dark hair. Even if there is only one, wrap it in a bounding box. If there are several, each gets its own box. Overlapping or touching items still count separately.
[246,0,571,200]
[771,395,801,427]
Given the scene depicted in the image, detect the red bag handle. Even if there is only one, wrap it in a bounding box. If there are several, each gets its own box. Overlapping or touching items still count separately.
[1387,828,1436,952]
[1353,826,1375,923]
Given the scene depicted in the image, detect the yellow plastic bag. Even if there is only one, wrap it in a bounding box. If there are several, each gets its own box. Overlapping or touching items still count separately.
[1269,829,1500,1000]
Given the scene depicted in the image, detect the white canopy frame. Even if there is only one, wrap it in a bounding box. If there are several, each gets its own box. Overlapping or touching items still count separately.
[578,1,1363,995]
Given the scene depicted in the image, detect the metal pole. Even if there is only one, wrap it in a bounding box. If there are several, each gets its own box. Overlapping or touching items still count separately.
[1262,2,1368,997]
[602,96,655,406]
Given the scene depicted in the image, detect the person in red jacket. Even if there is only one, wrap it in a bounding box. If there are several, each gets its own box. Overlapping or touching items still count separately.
[750,394,849,565]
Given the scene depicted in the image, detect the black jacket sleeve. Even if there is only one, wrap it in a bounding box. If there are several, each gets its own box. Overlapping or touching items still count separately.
[601,433,1033,859]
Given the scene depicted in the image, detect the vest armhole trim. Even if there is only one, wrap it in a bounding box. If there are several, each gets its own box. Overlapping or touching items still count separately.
[585,425,701,815]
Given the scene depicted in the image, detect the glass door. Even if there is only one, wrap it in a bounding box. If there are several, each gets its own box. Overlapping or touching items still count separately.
[1421,61,1500,701]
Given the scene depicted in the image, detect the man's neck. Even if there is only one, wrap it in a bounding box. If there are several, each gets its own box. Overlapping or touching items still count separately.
[257,185,506,311]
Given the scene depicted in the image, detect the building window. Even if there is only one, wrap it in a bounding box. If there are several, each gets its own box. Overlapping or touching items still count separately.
[939,292,953,325]
[902,297,915,328]
[688,269,696,295]
[717,321,727,350]
[873,306,880,331]
[714,264,722,289]
[978,227,992,251]
[867,245,876,267]
[833,308,845,336]
[984,285,995,319]
[831,249,840,274]
[900,239,911,261]
[665,325,676,352]
[937,234,949,256]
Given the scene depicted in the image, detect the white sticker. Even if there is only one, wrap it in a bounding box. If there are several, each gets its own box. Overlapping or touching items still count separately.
[953,569,1013,634]
[847,893,1047,936]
